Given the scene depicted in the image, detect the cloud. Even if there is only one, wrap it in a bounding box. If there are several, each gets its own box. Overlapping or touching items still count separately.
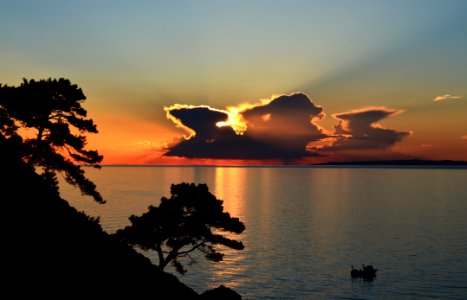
[163,94,411,162]
[461,135,467,140]
[433,94,463,102]
[164,93,328,160]
[242,93,327,152]
[165,105,229,139]
[311,107,411,157]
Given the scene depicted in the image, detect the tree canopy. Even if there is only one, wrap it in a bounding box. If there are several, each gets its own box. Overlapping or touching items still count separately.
[116,183,245,274]
[0,78,103,202]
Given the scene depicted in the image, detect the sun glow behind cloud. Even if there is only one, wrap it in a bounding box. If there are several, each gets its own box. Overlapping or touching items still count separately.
[214,106,247,135]
[165,94,284,136]
[216,94,283,134]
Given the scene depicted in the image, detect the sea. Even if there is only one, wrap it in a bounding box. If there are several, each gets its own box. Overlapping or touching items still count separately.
[60,166,467,299]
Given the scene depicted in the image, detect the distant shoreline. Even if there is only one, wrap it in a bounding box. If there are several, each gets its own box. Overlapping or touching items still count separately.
[315,159,467,167]
[96,159,467,169]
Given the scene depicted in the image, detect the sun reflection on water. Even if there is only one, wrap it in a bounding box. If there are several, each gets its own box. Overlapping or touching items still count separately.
[210,167,250,288]
[213,167,247,218]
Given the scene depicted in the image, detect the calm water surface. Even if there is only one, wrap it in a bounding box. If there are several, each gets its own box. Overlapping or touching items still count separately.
[61,166,467,299]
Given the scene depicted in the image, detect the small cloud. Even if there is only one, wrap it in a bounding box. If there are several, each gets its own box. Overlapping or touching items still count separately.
[433,94,463,102]
[461,135,467,140]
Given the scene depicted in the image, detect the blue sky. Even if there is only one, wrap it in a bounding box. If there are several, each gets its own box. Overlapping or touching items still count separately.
[1,0,466,162]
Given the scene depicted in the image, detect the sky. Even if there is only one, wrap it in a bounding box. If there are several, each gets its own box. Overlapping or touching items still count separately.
[1,0,466,164]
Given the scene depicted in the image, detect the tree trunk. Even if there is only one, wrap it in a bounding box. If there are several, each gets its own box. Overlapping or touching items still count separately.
[155,244,165,270]
[161,246,182,270]
[28,125,45,165]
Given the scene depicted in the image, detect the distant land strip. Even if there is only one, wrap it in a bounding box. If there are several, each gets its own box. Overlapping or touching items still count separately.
[97,159,467,168]
[315,159,467,167]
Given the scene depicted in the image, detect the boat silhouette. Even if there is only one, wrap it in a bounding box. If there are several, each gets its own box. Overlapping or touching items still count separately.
[351,264,377,280]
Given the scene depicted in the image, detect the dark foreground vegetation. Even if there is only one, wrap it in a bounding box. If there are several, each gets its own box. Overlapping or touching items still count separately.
[1,78,242,299]
[117,183,245,275]
[1,136,198,298]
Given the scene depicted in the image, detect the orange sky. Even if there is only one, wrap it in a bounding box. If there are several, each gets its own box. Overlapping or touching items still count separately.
[83,92,467,165]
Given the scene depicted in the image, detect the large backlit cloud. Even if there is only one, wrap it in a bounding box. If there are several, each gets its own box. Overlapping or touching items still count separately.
[163,94,411,162]
[164,93,327,160]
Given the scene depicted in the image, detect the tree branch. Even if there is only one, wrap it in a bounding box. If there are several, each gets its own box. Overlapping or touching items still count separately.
[176,241,207,257]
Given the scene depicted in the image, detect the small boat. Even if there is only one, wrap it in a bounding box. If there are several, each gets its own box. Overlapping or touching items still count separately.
[351,264,377,279]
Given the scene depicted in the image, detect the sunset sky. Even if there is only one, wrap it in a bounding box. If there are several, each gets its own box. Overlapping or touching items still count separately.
[1,0,466,164]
